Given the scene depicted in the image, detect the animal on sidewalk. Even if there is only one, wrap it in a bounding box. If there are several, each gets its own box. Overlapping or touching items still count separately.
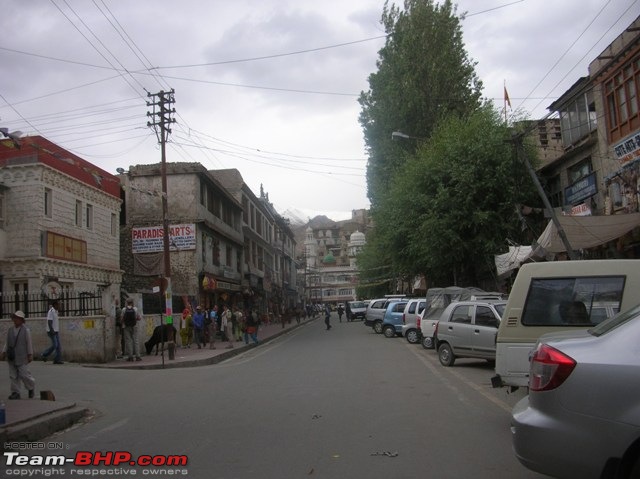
[145,324,178,355]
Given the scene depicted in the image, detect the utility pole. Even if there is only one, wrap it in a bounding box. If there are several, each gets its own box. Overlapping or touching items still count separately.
[512,132,578,260]
[147,90,177,361]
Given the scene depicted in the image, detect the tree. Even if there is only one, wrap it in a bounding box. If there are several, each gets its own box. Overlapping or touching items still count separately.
[359,0,483,209]
[374,106,539,286]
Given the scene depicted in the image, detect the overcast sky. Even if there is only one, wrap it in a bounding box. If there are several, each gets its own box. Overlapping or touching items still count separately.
[1,0,638,222]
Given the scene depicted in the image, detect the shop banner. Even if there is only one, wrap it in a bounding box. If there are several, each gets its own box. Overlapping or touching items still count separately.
[132,223,196,253]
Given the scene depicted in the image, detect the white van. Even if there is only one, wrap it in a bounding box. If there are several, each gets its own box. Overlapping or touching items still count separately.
[492,259,640,390]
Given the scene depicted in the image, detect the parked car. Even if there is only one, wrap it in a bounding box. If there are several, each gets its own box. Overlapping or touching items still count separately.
[365,295,406,334]
[493,259,639,389]
[419,308,439,349]
[400,298,426,344]
[381,300,409,338]
[435,301,506,366]
[511,303,640,479]
[345,300,367,321]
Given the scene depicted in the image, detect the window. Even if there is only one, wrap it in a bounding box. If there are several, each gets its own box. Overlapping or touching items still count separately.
[85,204,93,230]
[558,91,596,148]
[604,55,640,142]
[521,276,624,326]
[568,159,591,184]
[546,174,563,208]
[226,244,232,267]
[475,306,499,328]
[44,188,52,218]
[0,192,4,229]
[450,305,472,324]
[75,200,82,227]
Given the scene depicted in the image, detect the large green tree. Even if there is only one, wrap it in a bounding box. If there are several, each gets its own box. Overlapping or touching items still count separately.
[373,106,538,286]
[359,0,483,209]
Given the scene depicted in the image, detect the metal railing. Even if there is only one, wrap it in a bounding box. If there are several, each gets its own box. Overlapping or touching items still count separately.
[0,290,103,319]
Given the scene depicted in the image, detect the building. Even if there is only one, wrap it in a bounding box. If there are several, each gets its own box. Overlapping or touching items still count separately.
[212,169,298,316]
[119,162,244,314]
[534,16,640,259]
[0,136,122,361]
[301,210,369,305]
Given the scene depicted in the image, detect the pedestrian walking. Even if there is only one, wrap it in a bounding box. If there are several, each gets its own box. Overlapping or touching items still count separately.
[121,298,142,361]
[324,304,332,330]
[41,299,63,364]
[1,310,35,399]
[337,304,344,322]
[221,305,234,349]
[192,306,206,349]
[244,310,259,344]
[234,307,244,342]
[209,305,218,349]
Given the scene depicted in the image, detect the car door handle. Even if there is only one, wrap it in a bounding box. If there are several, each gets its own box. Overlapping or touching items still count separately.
[448,326,453,330]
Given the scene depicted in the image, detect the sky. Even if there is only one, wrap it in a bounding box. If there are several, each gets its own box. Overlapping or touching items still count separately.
[1,0,638,222]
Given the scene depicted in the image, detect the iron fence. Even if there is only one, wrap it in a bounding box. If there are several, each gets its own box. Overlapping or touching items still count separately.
[0,290,103,319]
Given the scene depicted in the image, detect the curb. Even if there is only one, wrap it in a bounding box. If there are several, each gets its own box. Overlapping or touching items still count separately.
[85,318,313,370]
[0,405,90,448]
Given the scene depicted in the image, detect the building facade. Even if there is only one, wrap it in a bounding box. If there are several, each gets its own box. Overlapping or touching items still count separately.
[0,136,122,312]
[120,162,244,314]
[301,210,369,305]
[0,136,122,361]
[212,169,298,317]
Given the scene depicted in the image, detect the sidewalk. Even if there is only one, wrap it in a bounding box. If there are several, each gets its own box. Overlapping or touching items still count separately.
[0,317,315,446]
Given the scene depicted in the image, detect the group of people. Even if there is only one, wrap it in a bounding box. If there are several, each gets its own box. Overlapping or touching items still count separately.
[180,304,260,349]
[1,300,64,400]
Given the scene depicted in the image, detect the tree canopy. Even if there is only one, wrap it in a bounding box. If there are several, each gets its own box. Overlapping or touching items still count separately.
[359,0,483,208]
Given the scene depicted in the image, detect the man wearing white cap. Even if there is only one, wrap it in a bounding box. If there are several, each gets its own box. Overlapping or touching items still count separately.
[1,310,35,399]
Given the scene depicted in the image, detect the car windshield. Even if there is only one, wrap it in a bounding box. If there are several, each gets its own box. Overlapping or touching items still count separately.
[589,303,640,337]
[494,304,506,317]
[350,301,365,308]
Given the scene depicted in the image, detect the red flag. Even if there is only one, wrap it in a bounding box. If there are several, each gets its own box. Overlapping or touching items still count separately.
[504,86,512,109]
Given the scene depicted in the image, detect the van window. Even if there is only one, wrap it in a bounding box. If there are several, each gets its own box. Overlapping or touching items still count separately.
[521,276,625,326]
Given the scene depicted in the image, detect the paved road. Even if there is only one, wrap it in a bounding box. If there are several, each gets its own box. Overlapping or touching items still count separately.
[3,316,544,479]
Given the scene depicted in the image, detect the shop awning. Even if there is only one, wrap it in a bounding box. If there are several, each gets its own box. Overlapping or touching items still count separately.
[494,246,533,277]
[535,213,640,253]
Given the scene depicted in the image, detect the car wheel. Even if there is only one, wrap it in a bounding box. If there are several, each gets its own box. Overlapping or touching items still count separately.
[438,343,456,367]
[422,336,434,349]
[405,329,419,344]
[373,321,383,334]
[383,325,396,338]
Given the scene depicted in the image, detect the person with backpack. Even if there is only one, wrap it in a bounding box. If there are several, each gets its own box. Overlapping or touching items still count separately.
[121,298,142,361]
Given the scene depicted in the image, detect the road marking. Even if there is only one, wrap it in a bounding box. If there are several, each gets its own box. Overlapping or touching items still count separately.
[406,344,512,413]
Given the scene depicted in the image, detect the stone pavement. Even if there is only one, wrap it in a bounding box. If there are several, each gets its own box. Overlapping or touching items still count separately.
[0,317,315,446]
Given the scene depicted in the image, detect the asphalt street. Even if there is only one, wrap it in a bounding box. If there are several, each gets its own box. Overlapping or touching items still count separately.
[1,315,545,479]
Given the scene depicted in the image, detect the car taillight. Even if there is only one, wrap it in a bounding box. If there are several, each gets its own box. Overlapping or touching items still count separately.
[433,321,439,337]
[529,344,576,392]
[416,316,421,329]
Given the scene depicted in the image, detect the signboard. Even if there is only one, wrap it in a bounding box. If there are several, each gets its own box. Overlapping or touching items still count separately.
[132,223,196,254]
[565,172,597,206]
[613,131,640,164]
[569,203,591,216]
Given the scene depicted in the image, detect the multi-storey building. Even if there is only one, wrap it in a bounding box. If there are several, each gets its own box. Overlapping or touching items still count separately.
[212,169,298,316]
[534,16,640,258]
[302,210,368,305]
[119,163,244,313]
[0,136,122,312]
[0,136,122,361]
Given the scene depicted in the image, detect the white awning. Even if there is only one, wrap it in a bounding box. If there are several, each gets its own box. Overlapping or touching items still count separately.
[494,246,533,277]
[535,213,640,253]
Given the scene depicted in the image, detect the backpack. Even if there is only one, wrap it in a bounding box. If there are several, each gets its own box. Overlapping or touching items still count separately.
[123,307,137,327]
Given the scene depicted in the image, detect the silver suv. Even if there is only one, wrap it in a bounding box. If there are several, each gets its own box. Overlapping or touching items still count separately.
[435,301,506,367]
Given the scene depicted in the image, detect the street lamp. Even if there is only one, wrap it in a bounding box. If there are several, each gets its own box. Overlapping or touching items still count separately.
[391,131,412,140]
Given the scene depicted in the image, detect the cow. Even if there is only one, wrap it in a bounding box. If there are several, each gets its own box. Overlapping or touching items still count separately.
[144,324,178,355]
